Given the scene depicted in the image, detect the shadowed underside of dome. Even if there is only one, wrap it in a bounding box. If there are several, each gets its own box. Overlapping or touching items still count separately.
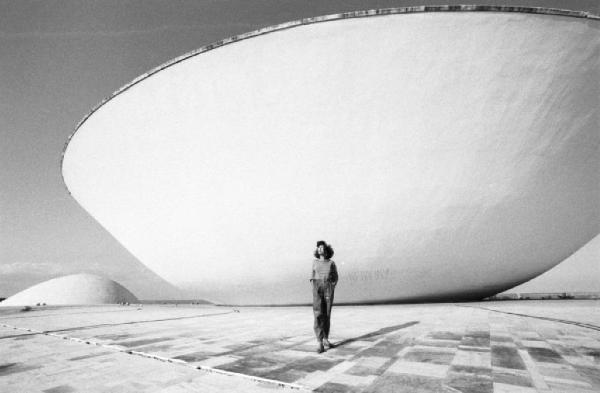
[0,274,139,306]
[61,6,600,305]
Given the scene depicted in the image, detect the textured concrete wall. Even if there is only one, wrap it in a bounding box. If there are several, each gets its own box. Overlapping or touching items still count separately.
[62,8,599,305]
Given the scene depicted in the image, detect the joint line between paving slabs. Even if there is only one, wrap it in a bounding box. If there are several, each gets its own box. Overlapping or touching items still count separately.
[0,307,140,320]
[0,321,311,391]
[0,310,239,336]
[456,305,600,332]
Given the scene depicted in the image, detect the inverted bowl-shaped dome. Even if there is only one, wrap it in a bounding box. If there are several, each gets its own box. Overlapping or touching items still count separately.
[62,6,600,305]
[0,274,139,306]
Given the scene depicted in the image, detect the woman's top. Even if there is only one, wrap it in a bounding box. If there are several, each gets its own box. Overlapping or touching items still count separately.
[311,259,339,284]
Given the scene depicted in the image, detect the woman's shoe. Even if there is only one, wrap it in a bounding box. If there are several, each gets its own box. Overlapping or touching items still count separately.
[323,338,333,349]
[316,342,325,353]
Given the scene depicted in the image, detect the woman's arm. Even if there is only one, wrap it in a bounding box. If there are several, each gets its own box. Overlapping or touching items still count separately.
[329,262,339,285]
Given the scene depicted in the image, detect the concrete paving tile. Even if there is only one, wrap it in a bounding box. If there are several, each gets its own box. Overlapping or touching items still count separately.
[248,367,307,384]
[285,357,345,373]
[346,364,380,377]
[544,375,592,389]
[215,355,280,374]
[492,366,533,387]
[579,347,600,363]
[314,381,362,393]
[461,333,490,348]
[570,366,600,389]
[172,351,214,362]
[100,384,138,393]
[418,338,461,348]
[363,373,448,393]
[269,349,310,359]
[452,349,491,369]
[67,351,113,361]
[546,387,597,393]
[42,385,77,393]
[458,344,491,352]
[492,345,526,370]
[492,382,538,393]
[324,360,356,375]
[515,331,542,340]
[329,373,377,386]
[414,345,457,354]
[444,371,492,393]
[521,340,553,349]
[552,346,580,358]
[327,346,362,357]
[195,355,240,367]
[403,347,456,365]
[0,362,41,376]
[155,384,197,393]
[461,338,492,349]
[281,335,312,343]
[490,335,513,343]
[355,339,409,358]
[518,348,550,390]
[386,359,449,378]
[450,365,490,375]
[429,331,464,341]
[294,370,331,387]
[355,356,389,369]
[343,340,374,348]
[527,347,565,364]
[295,342,322,352]
[536,363,587,380]
[563,355,597,367]
[133,344,178,353]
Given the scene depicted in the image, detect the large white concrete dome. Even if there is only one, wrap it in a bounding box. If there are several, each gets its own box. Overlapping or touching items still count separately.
[0,274,139,306]
[62,6,599,305]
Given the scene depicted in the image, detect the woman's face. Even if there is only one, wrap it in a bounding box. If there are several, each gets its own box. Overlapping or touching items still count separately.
[317,244,325,257]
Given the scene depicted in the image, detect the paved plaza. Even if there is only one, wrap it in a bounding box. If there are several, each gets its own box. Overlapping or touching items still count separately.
[1,300,599,392]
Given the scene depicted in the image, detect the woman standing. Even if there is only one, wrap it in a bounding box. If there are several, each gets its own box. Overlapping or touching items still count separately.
[310,240,339,353]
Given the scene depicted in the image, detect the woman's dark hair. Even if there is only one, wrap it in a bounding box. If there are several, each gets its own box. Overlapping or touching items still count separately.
[314,241,334,259]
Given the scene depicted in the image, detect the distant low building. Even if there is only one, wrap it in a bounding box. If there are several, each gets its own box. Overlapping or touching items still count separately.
[0,274,139,307]
[486,292,600,301]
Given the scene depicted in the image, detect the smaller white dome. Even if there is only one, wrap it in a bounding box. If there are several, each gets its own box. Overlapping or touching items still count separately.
[0,274,139,306]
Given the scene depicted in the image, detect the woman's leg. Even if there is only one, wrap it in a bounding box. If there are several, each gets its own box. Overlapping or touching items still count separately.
[312,281,325,350]
[324,282,334,340]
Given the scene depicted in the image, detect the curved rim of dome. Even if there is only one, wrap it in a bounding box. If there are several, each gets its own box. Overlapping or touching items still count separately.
[60,4,600,195]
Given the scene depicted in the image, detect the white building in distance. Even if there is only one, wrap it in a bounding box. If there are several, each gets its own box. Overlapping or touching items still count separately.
[0,274,139,306]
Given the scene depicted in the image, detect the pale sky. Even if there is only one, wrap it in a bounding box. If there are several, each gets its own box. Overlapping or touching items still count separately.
[1,0,598,300]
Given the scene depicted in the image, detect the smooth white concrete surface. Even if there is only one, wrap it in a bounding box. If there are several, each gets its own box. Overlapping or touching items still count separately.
[62,9,600,305]
[505,234,600,293]
[0,274,139,306]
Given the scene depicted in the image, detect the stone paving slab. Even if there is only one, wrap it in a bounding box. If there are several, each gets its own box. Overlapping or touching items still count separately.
[1,300,599,392]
